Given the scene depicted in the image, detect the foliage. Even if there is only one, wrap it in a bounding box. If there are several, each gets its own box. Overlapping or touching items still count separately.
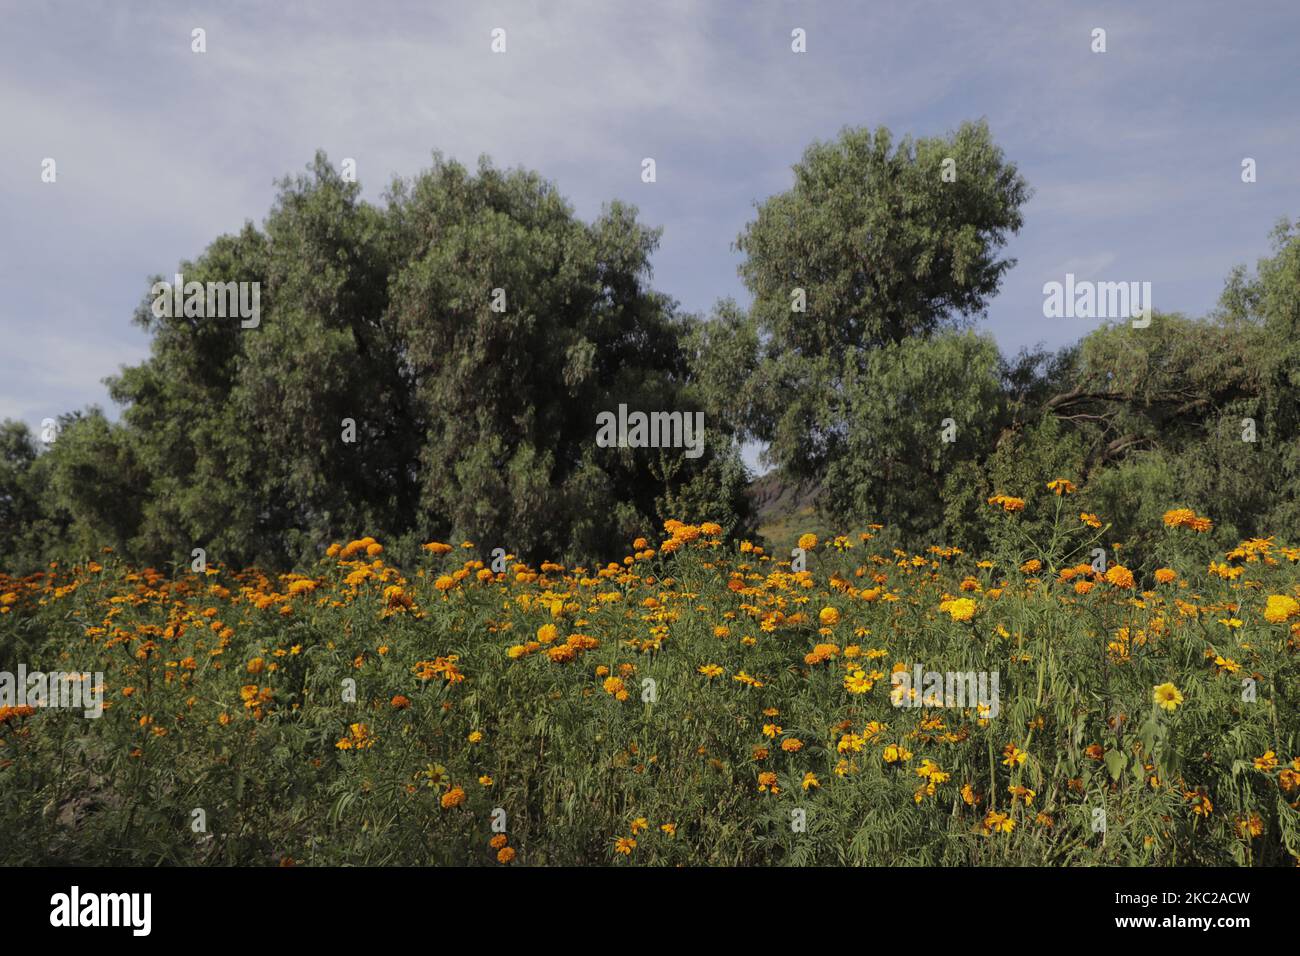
[1,511,1297,866]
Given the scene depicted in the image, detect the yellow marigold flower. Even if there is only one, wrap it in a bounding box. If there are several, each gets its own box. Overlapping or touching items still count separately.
[698,663,723,679]
[1154,567,1177,584]
[1253,750,1279,772]
[1163,508,1212,532]
[433,574,455,591]
[1079,512,1102,528]
[613,836,637,855]
[1184,789,1213,816]
[780,737,803,753]
[838,732,865,753]
[1104,564,1135,588]
[536,623,559,644]
[440,786,467,809]
[1264,594,1300,623]
[496,846,516,863]
[1046,479,1076,495]
[1001,743,1027,767]
[843,669,874,694]
[940,597,977,622]
[756,771,780,793]
[818,606,840,626]
[801,772,820,791]
[987,494,1025,513]
[1153,682,1183,712]
[468,730,483,743]
[797,533,818,551]
[630,817,649,834]
[982,810,1015,834]
[882,743,912,764]
[490,834,508,849]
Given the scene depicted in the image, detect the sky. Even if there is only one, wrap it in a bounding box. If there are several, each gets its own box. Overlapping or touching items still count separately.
[2,0,1298,473]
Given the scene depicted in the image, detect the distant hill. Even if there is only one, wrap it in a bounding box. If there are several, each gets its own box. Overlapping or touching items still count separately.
[746,470,830,555]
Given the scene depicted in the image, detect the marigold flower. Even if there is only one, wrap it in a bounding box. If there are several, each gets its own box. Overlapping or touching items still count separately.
[1264,594,1300,623]
[940,597,977,622]
[1153,682,1183,712]
[1104,564,1135,589]
[987,494,1025,513]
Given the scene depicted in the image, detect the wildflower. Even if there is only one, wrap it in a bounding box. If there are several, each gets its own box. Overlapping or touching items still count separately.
[882,744,913,764]
[440,786,467,809]
[757,771,780,794]
[1079,512,1102,529]
[1264,594,1300,624]
[987,494,1025,513]
[940,597,977,622]
[660,822,677,836]
[1046,479,1076,495]
[1153,682,1183,712]
[1105,565,1135,589]
[497,846,516,863]
[801,772,820,791]
[982,810,1015,834]
[1184,789,1213,817]
[818,606,840,627]
[1163,508,1212,532]
[613,836,637,855]
[336,723,377,751]
[843,669,874,694]
[1253,750,1279,772]
[1154,568,1177,584]
[1001,743,1027,768]
[797,533,818,551]
[698,663,723,679]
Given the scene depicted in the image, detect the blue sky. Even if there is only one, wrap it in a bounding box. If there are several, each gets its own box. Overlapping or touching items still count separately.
[3,0,1298,471]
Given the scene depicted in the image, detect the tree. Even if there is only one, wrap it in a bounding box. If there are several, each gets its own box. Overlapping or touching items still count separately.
[717,120,1030,485]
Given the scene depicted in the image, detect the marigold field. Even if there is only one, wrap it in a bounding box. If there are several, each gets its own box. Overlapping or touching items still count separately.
[2,493,1299,866]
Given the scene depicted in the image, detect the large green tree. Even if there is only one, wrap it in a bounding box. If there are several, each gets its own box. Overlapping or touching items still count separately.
[36,151,751,569]
[697,120,1031,536]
